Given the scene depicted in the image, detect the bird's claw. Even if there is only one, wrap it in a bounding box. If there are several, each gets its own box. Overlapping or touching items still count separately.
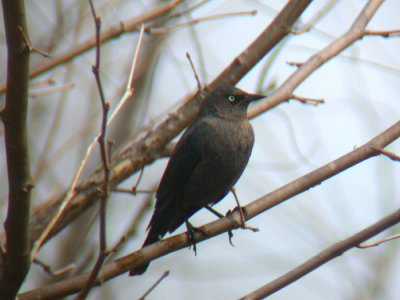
[228,207,259,232]
[185,221,209,255]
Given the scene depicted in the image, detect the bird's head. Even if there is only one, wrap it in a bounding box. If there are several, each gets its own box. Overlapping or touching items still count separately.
[198,86,265,120]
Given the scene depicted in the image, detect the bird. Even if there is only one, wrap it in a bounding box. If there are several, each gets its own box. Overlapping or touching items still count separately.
[130,85,264,275]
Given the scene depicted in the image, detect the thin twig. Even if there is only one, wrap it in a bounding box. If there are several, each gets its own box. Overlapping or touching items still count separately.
[30,83,75,97]
[131,158,146,195]
[107,236,126,254]
[358,233,400,248]
[288,26,311,34]
[75,0,110,298]
[138,271,170,300]
[186,52,202,91]
[373,147,400,162]
[286,60,304,67]
[292,94,325,106]
[113,188,155,195]
[33,258,75,277]
[365,29,400,37]
[147,10,257,34]
[29,72,57,87]
[17,26,50,57]
[142,0,212,38]
[108,24,145,126]
[150,0,211,28]
[107,190,155,261]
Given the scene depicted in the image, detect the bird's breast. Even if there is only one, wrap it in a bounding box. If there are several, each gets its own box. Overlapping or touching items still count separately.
[203,119,254,160]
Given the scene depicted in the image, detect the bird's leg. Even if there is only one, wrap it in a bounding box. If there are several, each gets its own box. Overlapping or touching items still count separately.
[205,205,234,246]
[184,219,198,255]
[230,187,246,228]
[179,203,208,254]
[184,219,209,255]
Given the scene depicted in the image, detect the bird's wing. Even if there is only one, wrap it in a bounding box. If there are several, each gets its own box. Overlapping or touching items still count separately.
[153,120,212,216]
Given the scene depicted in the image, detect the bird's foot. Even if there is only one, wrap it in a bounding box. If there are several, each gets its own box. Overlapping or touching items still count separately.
[185,220,208,255]
[230,187,249,229]
[229,207,259,233]
[237,205,247,228]
[205,205,234,246]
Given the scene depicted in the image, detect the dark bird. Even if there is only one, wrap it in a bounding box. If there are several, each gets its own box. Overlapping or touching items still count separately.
[130,86,264,275]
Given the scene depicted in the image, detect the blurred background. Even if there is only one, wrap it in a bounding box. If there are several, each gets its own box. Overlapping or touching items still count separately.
[1,0,400,299]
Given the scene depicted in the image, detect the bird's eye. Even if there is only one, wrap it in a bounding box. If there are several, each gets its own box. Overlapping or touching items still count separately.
[228,95,235,102]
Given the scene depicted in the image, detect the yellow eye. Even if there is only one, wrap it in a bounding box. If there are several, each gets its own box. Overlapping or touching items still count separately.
[228,95,235,102]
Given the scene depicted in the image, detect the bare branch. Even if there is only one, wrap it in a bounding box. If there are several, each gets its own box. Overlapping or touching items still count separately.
[146,10,257,34]
[239,206,400,299]
[373,147,400,162]
[29,83,75,97]
[291,94,325,106]
[286,60,304,67]
[17,26,50,57]
[358,233,400,248]
[74,1,110,298]
[0,0,32,298]
[288,26,311,35]
[33,258,75,277]
[186,52,203,91]
[365,28,400,37]
[138,271,170,300]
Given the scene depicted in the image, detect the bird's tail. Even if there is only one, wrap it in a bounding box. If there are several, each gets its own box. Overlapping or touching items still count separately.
[129,224,163,276]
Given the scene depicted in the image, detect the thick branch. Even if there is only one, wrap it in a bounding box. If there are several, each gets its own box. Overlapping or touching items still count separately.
[0,0,32,298]
[19,119,400,300]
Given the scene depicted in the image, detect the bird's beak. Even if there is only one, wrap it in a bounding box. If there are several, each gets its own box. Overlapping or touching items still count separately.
[246,93,265,103]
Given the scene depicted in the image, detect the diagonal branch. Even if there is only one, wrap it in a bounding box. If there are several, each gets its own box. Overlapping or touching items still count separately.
[239,205,400,299]
[0,0,32,298]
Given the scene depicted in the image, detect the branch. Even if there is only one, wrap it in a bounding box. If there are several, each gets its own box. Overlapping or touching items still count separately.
[18,118,400,300]
[239,206,400,299]
[25,0,313,250]
[138,271,170,300]
[146,10,257,34]
[358,233,400,248]
[365,28,400,37]
[0,0,32,298]
[249,0,385,118]
[372,148,400,162]
[74,1,110,298]
[0,0,186,94]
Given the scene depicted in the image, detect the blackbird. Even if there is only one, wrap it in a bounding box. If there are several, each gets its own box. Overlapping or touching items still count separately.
[130,86,264,275]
